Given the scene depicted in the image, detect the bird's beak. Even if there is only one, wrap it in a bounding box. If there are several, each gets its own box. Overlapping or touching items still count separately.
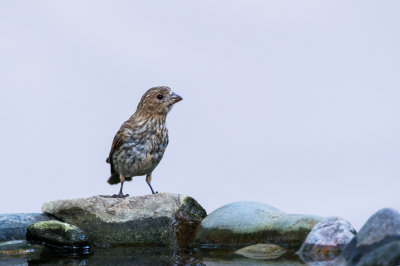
[170,92,183,104]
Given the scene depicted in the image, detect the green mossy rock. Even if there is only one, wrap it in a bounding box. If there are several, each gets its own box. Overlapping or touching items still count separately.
[26,220,88,247]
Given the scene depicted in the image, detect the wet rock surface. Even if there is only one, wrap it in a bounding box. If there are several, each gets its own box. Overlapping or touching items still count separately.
[193,201,321,249]
[235,243,287,260]
[41,193,206,249]
[0,213,57,241]
[3,198,399,265]
[299,217,356,262]
[340,208,400,266]
[26,220,89,247]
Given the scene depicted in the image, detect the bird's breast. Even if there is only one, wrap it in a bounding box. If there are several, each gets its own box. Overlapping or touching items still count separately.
[113,125,169,177]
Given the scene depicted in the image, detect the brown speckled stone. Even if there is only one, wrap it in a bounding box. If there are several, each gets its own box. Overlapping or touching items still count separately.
[298,217,356,262]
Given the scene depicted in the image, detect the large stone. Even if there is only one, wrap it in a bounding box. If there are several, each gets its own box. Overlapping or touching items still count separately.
[340,208,400,266]
[193,201,322,249]
[299,217,356,262]
[0,213,57,241]
[41,193,206,249]
[26,220,89,247]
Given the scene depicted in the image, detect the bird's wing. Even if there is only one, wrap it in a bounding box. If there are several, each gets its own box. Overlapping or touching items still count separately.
[107,127,126,174]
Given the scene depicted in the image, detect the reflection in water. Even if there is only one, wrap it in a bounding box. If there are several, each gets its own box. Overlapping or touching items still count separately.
[0,243,327,265]
[27,246,181,265]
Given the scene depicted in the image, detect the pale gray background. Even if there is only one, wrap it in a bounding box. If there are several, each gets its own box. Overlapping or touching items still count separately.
[0,1,399,230]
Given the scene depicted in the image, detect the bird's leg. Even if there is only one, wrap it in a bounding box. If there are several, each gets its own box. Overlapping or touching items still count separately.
[112,174,129,198]
[146,173,158,194]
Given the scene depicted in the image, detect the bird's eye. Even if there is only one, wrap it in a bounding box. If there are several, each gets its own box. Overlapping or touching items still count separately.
[157,94,164,100]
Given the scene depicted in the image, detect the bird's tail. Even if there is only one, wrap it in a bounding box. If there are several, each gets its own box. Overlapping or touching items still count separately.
[107,172,120,185]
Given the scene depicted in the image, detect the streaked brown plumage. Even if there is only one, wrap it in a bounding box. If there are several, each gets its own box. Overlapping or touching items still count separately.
[106,86,182,198]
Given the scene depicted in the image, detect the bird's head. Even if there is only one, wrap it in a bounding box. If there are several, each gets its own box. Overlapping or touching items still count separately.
[136,86,183,116]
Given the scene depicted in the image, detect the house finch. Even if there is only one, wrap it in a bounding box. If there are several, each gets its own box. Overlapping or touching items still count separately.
[106,86,183,198]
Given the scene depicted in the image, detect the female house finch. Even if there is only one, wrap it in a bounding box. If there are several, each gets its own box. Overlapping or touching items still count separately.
[106,86,183,198]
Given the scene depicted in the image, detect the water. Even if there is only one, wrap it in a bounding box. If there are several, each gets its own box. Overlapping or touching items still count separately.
[0,244,309,265]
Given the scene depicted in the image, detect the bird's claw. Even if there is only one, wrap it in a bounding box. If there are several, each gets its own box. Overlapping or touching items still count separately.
[112,193,129,198]
[153,191,159,194]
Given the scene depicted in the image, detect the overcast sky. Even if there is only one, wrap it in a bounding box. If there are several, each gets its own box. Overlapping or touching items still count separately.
[0,0,399,230]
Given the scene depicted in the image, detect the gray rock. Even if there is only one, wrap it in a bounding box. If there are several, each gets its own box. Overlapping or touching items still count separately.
[355,241,400,266]
[26,220,89,247]
[41,193,206,249]
[0,213,57,241]
[341,208,400,266]
[299,217,356,262]
[193,201,322,249]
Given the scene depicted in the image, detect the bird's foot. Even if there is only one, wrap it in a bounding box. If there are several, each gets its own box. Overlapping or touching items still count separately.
[112,193,129,198]
[152,191,159,194]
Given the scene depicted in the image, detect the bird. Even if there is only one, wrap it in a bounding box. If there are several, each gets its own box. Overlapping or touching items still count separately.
[106,86,183,198]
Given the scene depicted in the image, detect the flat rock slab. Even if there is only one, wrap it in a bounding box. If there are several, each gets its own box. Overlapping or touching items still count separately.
[193,201,322,249]
[0,213,57,241]
[41,193,206,249]
[299,217,356,262]
[235,243,287,260]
